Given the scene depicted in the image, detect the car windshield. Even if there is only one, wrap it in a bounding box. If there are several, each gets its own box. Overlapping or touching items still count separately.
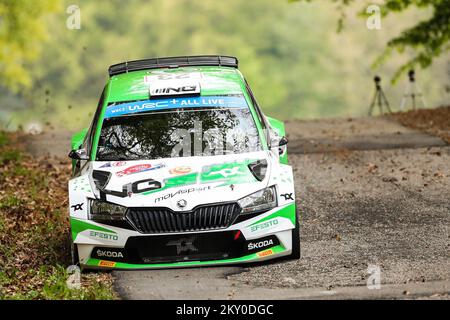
[96,107,262,161]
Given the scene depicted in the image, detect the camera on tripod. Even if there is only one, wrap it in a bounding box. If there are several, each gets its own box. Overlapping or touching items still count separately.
[368,75,391,116]
[368,69,427,115]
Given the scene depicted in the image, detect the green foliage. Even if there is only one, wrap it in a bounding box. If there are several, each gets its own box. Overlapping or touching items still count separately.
[294,0,450,81]
[0,195,23,210]
[0,131,8,146]
[1,0,449,128]
[382,0,450,81]
[40,266,115,300]
[0,133,116,299]
[22,0,325,122]
[0,149,21,165]
[25,0,352,124]
[0,0,61,91]
[1,265,116,300]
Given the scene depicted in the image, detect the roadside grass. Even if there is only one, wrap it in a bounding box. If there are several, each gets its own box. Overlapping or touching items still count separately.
[0,131,8,147]
[0,132,116,299]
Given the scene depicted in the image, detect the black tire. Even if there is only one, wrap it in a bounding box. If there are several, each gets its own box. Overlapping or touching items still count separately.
[68,228,80,266]
[289,217,301,260]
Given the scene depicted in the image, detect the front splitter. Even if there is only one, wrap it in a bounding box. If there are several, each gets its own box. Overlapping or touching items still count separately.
[82,245,289,270]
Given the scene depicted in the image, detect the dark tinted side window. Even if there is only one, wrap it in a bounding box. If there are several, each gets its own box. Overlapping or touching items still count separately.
[244,79,270,146]
[83,87,106,157]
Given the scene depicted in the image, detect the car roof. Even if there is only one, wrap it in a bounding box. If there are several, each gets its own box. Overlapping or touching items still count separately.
[106,66,246,103]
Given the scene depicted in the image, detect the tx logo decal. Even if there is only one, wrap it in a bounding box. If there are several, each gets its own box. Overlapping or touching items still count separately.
[281,193,294,200]
[71,203,84,211]
[166,237,198,254]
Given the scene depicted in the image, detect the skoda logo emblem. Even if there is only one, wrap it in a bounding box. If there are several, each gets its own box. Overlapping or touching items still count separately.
[177,199,187,209]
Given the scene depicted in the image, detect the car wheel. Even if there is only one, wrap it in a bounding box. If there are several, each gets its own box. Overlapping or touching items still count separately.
[289,217,301,260]
[68,228,80,266]
[278,213,300,262]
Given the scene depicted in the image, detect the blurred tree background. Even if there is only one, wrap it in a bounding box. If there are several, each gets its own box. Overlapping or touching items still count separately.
[0,0,449,131]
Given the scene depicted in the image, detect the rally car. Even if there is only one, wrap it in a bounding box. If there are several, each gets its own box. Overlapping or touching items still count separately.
[68,55,299,269]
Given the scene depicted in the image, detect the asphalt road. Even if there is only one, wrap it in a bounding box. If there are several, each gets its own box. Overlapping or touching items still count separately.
[114,144,450,300]
[23,116,450,299]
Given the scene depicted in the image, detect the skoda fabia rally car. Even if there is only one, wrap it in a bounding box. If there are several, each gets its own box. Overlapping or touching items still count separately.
[68,55,299,269]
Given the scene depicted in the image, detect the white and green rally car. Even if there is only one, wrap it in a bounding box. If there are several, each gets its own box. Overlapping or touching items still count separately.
[68,56,299,269]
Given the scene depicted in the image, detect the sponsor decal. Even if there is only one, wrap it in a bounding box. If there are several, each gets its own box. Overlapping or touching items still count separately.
[100,162,126,168]
[98,260,116,268]
[89,231,118,241]
[208,166,244,178]
[96,249,123,258]
[102,178,162,198]
[169,166,192,175]
[166,236,198,254]
[281,193,294,200]
[92,247,126,262]
[154,185,210,203]
[150,81,200,97]
[71,203,83,211]
[250,219,279,233]
[144,72,202,84]
[104,95,248,118]
[116,163,164,177]
[247,236,279,253]
[248,239,273,251]
[257,249,274,258]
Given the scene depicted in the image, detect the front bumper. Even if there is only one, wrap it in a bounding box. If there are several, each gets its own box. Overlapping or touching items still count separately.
[84,242,290,270]
[72,203,296,270]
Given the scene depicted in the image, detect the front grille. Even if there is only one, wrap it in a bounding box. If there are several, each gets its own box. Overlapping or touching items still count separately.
[126,202,241,234]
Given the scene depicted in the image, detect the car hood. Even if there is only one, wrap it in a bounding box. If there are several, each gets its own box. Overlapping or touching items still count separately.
[88,151,273,210]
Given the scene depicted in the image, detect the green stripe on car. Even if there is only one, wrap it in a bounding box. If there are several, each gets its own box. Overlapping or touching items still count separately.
[71,217,116,240]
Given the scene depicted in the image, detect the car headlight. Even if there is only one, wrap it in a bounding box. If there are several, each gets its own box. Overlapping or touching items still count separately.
[238,186,277,214]
[89,200,127,221]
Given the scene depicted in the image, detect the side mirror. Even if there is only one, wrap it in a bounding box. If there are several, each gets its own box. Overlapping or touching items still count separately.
[269,136,288,155]
[269,136,288,148]
[68,148,89,160]
[277,136,288,155]
[278,136,288,147]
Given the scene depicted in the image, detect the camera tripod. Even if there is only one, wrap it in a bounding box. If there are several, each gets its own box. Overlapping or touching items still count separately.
[400,70,427,110]
[369,76,391,116]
